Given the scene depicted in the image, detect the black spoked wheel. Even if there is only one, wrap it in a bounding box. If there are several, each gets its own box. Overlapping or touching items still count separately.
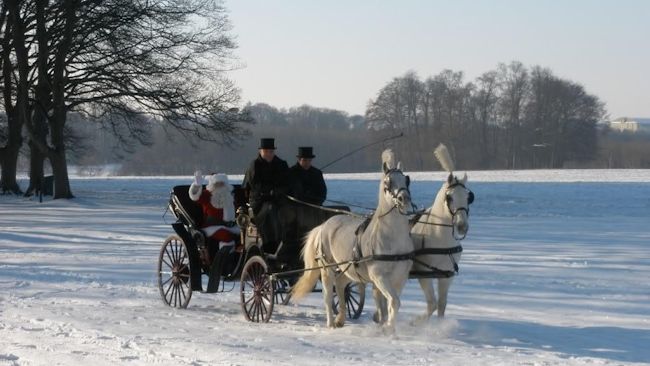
[273,278,293,305]
[158,235,192,308]
[332,282,365,319]
[240,256,274,322]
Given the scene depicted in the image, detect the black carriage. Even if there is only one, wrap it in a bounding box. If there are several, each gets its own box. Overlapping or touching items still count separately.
[158,184,365,322]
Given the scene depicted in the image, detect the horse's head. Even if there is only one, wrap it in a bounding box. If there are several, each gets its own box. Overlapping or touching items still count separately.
[380,149,412,215]
[442,173,474,239]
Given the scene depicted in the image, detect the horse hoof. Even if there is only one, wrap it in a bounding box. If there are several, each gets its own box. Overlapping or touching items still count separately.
[372,311,383,324]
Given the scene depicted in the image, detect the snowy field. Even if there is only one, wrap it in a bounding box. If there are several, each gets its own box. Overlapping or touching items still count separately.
[1,170,649,365]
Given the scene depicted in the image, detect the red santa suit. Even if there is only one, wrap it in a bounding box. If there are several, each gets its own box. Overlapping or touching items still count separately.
[189,173,240,246]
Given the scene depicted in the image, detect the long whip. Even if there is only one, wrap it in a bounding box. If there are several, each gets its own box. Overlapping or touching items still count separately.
[319,132,404,171]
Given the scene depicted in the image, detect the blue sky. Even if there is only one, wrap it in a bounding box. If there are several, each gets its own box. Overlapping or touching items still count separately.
[226,0,649,118]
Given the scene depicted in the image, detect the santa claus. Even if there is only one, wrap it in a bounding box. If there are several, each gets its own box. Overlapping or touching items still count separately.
[189,171,240,249]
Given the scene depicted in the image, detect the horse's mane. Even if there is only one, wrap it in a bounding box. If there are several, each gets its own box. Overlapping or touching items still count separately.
[434,144,454,173]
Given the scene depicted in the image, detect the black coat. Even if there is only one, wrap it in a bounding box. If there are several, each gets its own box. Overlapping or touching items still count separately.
[289,163,327,205]
[243,155,290,214]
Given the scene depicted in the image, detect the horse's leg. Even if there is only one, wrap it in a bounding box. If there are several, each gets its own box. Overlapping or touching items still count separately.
[372,284,387,324]
[437,277,453,317]
[412,278,437,325]
[373,278,400,333]
[333,277,348,327]
[321,268,336,328]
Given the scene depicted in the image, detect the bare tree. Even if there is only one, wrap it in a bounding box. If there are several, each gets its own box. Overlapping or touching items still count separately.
[470,70,499,167]
[2,0,252,198]
[525,66,604,168]
[0,0,29,194]
[365,71,428,168]
[24,0,51,196]
[496,61,529,168]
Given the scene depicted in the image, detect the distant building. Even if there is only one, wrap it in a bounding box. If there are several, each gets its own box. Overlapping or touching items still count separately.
[607,117,650,133]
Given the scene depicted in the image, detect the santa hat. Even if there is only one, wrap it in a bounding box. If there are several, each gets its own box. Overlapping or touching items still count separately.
[208,173,229,186]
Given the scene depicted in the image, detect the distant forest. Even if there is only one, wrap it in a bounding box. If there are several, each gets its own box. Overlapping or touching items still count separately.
[48,62,650,175]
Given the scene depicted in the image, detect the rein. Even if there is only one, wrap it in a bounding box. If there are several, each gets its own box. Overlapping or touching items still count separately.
[412,211,468,241]
[284,194,368,219]
[324,198,375,212]
[410,210,454,228]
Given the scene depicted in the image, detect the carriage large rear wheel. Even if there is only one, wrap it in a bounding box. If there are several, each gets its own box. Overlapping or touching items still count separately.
[240,256,274,322]
[158,235,192,308]
[332,282,365,320]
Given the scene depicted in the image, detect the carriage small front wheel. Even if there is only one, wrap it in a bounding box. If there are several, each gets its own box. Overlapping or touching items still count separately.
[158,235,193,308]
[273,278,293,306]
[332,282,365,320]
[240,255,274,322]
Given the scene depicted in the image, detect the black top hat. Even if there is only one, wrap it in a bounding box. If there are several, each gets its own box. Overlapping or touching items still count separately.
[259,138,276,150]
[297,146,315,159]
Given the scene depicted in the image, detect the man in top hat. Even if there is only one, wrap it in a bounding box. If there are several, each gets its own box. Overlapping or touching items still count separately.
[242,138,290,253]
[273,146,328,267]
[289,146,326,205]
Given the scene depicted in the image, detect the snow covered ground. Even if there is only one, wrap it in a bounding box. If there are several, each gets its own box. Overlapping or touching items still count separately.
[1,170,649,365]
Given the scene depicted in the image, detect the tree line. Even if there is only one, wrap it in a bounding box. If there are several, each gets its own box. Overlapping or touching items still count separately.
[74,91,649,178]
[366,62,608,171]
[3,7,648,197]
[109,61,648,175]
[84,103,371,176]
[0,0,251,198]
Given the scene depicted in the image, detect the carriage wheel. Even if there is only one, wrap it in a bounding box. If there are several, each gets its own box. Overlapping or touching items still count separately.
[240,256,274,322]
[273,278,292,305]
[158,235,192,308]
[332,282,365,320]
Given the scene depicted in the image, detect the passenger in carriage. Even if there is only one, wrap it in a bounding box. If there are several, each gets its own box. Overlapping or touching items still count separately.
[289,146,327,205]
[242,138,290,254]
[188,171,240,250]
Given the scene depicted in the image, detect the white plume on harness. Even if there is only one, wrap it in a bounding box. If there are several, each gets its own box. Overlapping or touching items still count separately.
[434,144,455,173]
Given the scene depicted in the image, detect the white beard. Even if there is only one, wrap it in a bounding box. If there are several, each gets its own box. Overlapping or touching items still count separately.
[207,184,235,221]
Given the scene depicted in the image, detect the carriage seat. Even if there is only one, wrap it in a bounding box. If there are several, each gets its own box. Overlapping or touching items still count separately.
[170,184,246,234]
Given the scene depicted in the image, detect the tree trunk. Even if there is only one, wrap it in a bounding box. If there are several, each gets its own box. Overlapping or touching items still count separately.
[46,0,77,199]
[1,0,29,194]
[48,109,73,199]
[49,146,73,199]
[0,144,22,194]
[25,141,46,196]
[25,0,51,197]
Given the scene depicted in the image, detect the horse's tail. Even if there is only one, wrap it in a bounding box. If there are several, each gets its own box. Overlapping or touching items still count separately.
[434,143,455,173]
[291,226,322,301]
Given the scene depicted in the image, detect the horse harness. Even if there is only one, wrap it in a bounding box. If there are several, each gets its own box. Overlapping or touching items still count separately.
[349,200,466,279]
[407,209,465,278]
[308,173,470,280]
[409,234,462,279]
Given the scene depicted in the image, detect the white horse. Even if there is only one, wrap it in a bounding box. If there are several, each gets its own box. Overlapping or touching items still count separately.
[410,144,474,321]
[292,149,414,332]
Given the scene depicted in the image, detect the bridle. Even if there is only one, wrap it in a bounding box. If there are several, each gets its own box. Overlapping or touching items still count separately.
[378,168,413,218]
[445,182,474,215]
[413,181,474,240]
[444,181,474,240]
